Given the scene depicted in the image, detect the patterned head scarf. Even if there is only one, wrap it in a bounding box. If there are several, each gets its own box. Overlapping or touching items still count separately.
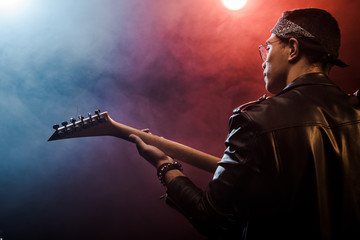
[271,8,348,67]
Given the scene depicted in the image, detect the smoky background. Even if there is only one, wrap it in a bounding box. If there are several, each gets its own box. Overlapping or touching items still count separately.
[0,0,359,239]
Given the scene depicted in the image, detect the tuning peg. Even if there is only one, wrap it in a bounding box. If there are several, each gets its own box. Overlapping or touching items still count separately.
[61,121,68,127]
[78,115,85,127]
[95,109,101,119]
[53,124,60,130]
[88,112,92,122]
[70,118,76,124]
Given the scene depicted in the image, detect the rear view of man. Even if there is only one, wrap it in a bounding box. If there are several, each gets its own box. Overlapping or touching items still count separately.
[130,8,360,239]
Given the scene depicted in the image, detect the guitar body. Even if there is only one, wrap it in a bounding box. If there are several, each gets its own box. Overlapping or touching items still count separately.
[48,110,221,173]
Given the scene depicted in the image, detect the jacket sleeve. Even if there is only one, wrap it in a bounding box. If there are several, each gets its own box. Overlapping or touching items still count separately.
[164,112,271,238]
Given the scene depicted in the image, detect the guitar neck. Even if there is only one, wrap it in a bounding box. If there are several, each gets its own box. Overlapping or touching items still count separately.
[48,111,221,173]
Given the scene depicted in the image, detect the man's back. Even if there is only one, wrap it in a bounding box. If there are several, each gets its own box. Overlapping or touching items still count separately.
[239,73,360,239]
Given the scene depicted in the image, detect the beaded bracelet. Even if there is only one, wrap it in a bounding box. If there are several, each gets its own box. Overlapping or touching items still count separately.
[157,162,183,186]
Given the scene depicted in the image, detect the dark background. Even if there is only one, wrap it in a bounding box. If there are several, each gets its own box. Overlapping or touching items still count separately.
[0,0,359,239]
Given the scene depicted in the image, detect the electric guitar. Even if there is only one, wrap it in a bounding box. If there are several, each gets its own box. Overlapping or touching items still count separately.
[48,110,221,173]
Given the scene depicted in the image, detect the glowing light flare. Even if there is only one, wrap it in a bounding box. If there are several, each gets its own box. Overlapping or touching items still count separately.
[0,0,27,13]
[222,0,248,11]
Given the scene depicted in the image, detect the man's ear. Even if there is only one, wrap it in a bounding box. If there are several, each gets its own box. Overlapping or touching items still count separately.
[288,38,300,62]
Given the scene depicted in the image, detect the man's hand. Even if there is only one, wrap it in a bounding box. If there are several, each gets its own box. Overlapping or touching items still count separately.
[129,134,185,185]
[129,134,174,168]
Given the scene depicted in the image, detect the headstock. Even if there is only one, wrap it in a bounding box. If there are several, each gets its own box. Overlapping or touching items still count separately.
[48,109,110,141]
[48,109,221,173]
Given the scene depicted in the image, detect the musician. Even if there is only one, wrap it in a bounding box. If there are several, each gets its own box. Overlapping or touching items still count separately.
[130,8,360,239]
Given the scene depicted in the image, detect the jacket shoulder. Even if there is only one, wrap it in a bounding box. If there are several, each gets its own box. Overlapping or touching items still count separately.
[233,94,269,114]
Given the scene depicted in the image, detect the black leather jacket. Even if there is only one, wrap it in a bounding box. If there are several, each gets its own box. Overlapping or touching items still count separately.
[165,73,360,240]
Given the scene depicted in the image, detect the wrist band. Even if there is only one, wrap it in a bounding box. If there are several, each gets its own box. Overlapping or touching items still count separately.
[157,162,183,186]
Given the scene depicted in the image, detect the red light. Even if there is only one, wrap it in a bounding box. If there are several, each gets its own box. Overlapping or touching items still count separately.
[222,0,248,11]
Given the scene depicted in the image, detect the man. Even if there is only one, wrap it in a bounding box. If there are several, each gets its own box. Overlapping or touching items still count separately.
[129,8,360,239]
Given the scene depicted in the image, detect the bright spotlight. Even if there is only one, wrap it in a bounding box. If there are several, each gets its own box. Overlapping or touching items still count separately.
[222,0,248,11]
[0,0,27,13]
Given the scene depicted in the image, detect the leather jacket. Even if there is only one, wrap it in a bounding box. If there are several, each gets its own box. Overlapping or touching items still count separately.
[165,73,360,239]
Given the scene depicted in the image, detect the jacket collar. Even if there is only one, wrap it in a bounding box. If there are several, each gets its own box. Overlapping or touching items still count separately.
[277,72,339,96]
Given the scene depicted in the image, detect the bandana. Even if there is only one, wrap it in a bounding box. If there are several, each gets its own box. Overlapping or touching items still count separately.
[271,18,315,39]
[270,17,348,67]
